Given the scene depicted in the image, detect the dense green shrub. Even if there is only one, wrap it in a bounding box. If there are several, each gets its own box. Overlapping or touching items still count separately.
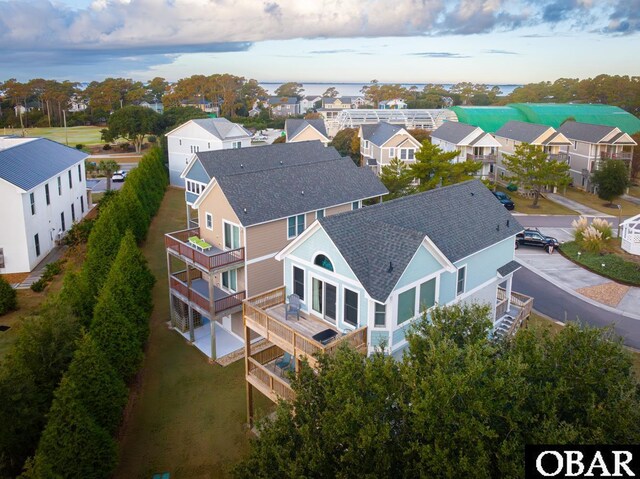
[561,241,640,285]
[41,260,64,282]
[0,276,17,315]
[30,278,46,292]
[102,143,111,150]
[75,144,84,150]
[63,218,95,246]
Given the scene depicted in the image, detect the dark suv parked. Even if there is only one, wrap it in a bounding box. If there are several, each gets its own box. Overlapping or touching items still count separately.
[515,228,559,252]
[493,191,515,210]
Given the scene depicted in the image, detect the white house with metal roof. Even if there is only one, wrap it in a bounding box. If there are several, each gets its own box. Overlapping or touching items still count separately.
[0,138,89,274]
[359,122,422,174]
[431,121,502,180]
[241,180,532,421]
[557,121,636,191]
[165,118,252,187]
[285,119,329,145]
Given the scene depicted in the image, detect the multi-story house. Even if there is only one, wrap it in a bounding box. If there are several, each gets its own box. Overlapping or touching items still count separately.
[430,121,502,180]
[285,119,329,146]
[268,97,300,117]
[378,99,407,109]
[322,97,363,110]
[165,118,252,187]
[0,138,89,274]
[557,121,637,191]
[494,121,571,180]
[243,179,532,424]
[165,141,387,360]
[359,122,422,174]
[299,96,322,113]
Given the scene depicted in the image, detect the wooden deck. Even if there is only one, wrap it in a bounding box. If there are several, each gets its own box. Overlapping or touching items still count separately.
[264,304,338,340]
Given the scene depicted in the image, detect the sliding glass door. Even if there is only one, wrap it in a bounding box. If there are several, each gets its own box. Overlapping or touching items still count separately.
[312,277,336,323]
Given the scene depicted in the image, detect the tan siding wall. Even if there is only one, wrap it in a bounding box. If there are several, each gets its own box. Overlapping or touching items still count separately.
[290,128,327,143]
[197,184,242,249]
[327,203,352,215]
[246,218,289,260]
[246,258,284,297]
[384,133,420,148]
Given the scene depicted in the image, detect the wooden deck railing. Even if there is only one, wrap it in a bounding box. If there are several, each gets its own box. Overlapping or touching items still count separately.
[169,275,246,317]
[244,286,368,367]
[466,153,497,163]
[247,357,295,402]
[496,287,533,337]
[165,228,245,271]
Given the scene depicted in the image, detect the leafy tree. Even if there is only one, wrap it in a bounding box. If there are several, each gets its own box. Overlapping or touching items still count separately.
[103,105,160,153]
[272,135,286,144]
[303,112,322,120]
[28,383,117,479]
[328,128,359,163]
[159,106,208,132]
[631,132,640,179]
[274,82,304,99]
[590,159,631,206]
[235,304,640,478]
[0,276,17,315]
[406,128,431,144]
[98,159,119,191]
[0,297,80,477]
[502,143,570,207]
[410,141,481,191]
[322,86,339,98]
[380,158,414,199]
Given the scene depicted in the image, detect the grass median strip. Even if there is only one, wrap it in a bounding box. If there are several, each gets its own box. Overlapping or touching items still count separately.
[560,241,640,286]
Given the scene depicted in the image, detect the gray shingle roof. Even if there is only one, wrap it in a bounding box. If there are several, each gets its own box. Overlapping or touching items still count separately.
[268,96,298,105]
[218,157,387,226]
[495,121,551,144]
[360,122,404,146]
[191,118,251,140]
[557,121,617,144]
[0,138,87,191]
[319,180,523,302]
[195,141,341,179]
[285,119,328,140]
[497,260,521,277]
[603,131,636,145]
[431,121,479,144]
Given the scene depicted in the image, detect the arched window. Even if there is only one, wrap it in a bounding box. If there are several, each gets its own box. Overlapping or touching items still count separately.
[314,254,334,272]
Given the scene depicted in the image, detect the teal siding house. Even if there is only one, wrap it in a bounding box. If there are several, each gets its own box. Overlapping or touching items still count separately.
[274,180,531,356]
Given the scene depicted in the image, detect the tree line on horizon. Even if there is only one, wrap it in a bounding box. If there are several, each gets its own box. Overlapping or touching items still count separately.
[1,74,638,130]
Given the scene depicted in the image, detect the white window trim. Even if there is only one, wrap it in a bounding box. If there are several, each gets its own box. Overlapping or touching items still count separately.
[456,264,467,297]
[287,214,305,240]
[308,272,340,325]
[315,209,325,220]
[342,285,359,330]
[351,200,361,210]
[223,220,242,250]
[291,263,306,305]
[221,268,237,293]
[205,212,213,231]
[373,301,387,329]
[391,270,441,330]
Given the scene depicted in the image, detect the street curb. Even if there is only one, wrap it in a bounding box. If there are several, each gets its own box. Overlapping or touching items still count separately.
[516,259,640,322]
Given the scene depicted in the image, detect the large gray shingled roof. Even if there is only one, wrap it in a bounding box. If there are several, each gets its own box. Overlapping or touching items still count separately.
[319,180,523,302]
[360,122,404,146]
[218,157,387,226]
[0,138,87,191]
[495,120,551,144]
[190,118,251,140]
[195,141,340,179]
[557,121,619,144]
[431,121,479,144]
[285,119,328,140]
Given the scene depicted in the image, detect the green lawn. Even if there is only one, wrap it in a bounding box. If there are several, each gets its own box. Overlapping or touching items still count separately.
[2,126,103,146]
[495,186,576,215]
[114,188,270,479]
[629,184,640,199]
[560,241,640,286]
[561,187,640,217]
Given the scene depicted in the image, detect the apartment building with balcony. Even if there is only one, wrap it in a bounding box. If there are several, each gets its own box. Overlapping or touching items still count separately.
[494,120,571,180]
[430,121,502,180]
[165,141,387,360]
[557,121,636,191]
[243,180,532,424]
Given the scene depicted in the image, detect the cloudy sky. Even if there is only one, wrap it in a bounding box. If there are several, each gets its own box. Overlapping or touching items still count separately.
[1,0,638,84]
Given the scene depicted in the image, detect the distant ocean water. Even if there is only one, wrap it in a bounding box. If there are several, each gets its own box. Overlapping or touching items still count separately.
[260,82,521,97]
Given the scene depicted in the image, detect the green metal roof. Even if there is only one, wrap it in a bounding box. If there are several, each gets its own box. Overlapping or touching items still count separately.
[449,103,640,135]
[508,103,640,134]
[449,106,527,133]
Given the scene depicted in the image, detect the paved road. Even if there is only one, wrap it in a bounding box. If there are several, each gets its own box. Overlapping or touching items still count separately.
[88,163,136,193]
[516,214,623,229]
[513,267,640,349]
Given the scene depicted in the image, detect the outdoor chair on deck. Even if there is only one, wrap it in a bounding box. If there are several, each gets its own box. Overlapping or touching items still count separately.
[188,236,212,252]
[275,352,294,376]
[285,294,301,321]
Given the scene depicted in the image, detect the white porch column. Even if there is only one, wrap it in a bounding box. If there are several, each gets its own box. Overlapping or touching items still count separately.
[186,204,192,229]
[209,271,217,360]
[506,276,513,312]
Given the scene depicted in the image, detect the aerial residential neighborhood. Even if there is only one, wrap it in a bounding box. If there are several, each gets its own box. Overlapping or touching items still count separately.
[1,1,640,478]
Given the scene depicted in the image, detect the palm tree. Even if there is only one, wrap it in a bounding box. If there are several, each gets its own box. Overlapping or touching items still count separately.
[99,159,120,191]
